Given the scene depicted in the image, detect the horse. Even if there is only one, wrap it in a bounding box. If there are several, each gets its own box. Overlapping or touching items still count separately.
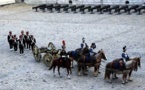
[48,56,72,79]
[67,50,81,68]
[67,45,90,68]
[77,49,107,77]
[104,57,141,84]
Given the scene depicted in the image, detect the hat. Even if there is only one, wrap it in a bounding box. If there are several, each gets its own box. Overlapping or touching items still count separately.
[9,31,12,34]
[19,35,22,39]
[62,40,65,46]
[82,37,85,42]
[123,46,126,50]
[26,31,29,35]
[14,35,16,37]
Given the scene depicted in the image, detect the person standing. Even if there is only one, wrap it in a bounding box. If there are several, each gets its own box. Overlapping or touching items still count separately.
[25,31,31,50]
[13,35,18,52]
[58,40,67,66]
[30,35,36,50]
[7,31,13,50]
[21,30,26,48]
[18,35,24,55]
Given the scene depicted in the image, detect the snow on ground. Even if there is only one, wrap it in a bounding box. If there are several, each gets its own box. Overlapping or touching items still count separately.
[0,3,145,90]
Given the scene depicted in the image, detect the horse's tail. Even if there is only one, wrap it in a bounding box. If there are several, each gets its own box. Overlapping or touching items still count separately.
[104,68,108,80]
[104,63,110,80]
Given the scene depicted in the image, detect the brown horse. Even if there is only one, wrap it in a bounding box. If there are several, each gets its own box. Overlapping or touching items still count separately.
[77,49,107,77]
[48,56,72,79]
[104,57,141,84]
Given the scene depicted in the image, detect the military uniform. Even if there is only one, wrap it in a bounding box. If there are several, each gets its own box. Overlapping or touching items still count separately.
[13,35,18,51]
[21,30,26,48]
[7,31,13,50]
[24,31,31,50]
[80,37,87,49]
[59,40,67,67]
[30,35,36,50]
[19,35,24,55]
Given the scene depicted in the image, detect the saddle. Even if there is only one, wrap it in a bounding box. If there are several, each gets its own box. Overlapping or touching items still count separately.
[85,55,96,63]
[111,58,126,71]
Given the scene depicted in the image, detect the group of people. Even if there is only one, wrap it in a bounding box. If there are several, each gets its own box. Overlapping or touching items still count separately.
[7,30,36,55]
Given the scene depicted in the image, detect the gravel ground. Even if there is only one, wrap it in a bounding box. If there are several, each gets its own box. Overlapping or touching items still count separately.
[0,3,145,90]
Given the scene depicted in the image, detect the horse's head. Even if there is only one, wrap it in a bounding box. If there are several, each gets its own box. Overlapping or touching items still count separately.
[98,49,107,60]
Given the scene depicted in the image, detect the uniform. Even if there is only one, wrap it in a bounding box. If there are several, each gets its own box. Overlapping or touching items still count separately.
[30,35,36,50]
[21,30,26,48]
[24,31,31,49]
[80,37,87,49]
[19,35,24,55]
[59,40,67,66]
[13,35,18,51]
[122,46,130,62]
[7,31,13,50]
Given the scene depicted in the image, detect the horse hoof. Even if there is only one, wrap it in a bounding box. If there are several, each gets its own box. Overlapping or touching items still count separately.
[122,82,126,85]
[59,75,62,78]
[128,79,133,82]
[67,76,71,79]
[98,72,101,73]
[113,77,118,79]
[83,73,88,75]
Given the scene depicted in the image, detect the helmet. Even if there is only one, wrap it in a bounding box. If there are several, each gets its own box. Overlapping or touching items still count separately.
[14,35,16,37]
[19,35,22,39]
[123,46,126,51]
[21,30,24,34]
[9,31,12,34]
[26,31,29,35]
[31,35,33,38]
[91,43,96,49]
[82,37,85,43]
[62,40,65,46]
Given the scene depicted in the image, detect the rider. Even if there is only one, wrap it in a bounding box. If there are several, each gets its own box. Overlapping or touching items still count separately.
[80,37,87,50]
[122,46,130,62]
[59,40,67,67]
[119,46,129,70]
[88,43,96,62]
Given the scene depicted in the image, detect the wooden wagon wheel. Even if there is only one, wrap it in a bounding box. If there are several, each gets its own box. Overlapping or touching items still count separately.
[43,53,53,67]
[32,45,41,62]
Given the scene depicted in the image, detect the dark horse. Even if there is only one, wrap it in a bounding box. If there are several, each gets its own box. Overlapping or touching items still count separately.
[67,45,90,68]
[49,56,72,79]
[104,57,141,84]
[77,49,107,77]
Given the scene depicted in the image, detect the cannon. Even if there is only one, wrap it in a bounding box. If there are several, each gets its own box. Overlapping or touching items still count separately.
[32,42,62,67]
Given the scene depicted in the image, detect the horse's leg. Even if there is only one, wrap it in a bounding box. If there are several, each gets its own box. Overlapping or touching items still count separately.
[71,60,74,68]
[94,65,99,77]
[77,65,81,76]
[67,68,71,79]
[82,66,87,75]
[53,65,56,76]
[58,66,62,78]
[128,70,133,81]
[122,74,126,84]
[98,65,101,73]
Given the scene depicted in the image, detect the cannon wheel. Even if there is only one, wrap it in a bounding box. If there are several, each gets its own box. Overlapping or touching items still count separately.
[43,53,53,67]
[32,45,41,62]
